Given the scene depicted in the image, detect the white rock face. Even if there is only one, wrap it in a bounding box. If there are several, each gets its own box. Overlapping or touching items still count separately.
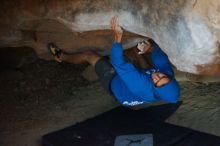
[55,0,219,74]
[0,0,219,75]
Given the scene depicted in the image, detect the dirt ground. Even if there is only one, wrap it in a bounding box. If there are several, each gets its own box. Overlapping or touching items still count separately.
[0,47,219,146]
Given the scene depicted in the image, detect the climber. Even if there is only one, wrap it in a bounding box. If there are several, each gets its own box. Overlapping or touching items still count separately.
[48,16,180,106]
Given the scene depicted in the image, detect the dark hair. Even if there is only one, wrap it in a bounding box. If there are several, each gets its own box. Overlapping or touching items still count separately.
[123,44,153,69]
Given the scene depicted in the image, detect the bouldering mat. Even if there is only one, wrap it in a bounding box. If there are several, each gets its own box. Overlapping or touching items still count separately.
[42,102,220,146]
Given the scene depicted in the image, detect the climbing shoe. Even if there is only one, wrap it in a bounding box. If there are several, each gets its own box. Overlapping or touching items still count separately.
[48,43,62,62]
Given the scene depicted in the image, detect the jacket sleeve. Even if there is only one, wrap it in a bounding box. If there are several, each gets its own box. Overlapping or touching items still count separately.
[149,40,174,77]
[110,42,154,99]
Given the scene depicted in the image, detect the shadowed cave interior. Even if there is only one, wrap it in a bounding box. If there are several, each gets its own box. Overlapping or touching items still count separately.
[0,0,220,146]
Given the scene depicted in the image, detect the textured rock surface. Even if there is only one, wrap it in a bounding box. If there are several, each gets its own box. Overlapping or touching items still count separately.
[0,0,219,76]
[167,81,220,136]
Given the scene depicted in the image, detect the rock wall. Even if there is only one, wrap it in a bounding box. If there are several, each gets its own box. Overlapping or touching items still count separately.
[0,0,219,76]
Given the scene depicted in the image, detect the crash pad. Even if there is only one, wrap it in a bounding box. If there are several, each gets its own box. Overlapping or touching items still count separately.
[42,102,220,146]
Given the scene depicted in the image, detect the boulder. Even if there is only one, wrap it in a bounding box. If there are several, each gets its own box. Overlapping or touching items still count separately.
[0,0,219,76]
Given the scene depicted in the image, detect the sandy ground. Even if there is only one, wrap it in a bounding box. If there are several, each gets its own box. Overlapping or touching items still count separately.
[0,47,220,146]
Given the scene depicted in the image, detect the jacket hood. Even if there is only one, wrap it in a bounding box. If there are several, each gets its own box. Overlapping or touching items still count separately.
[154,78,180,102]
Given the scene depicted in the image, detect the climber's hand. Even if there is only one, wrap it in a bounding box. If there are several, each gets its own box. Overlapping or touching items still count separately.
[137,40,152,54]
[110,16,123,43]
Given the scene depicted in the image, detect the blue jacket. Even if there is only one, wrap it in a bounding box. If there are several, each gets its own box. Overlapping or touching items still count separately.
[110,41,180,106]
